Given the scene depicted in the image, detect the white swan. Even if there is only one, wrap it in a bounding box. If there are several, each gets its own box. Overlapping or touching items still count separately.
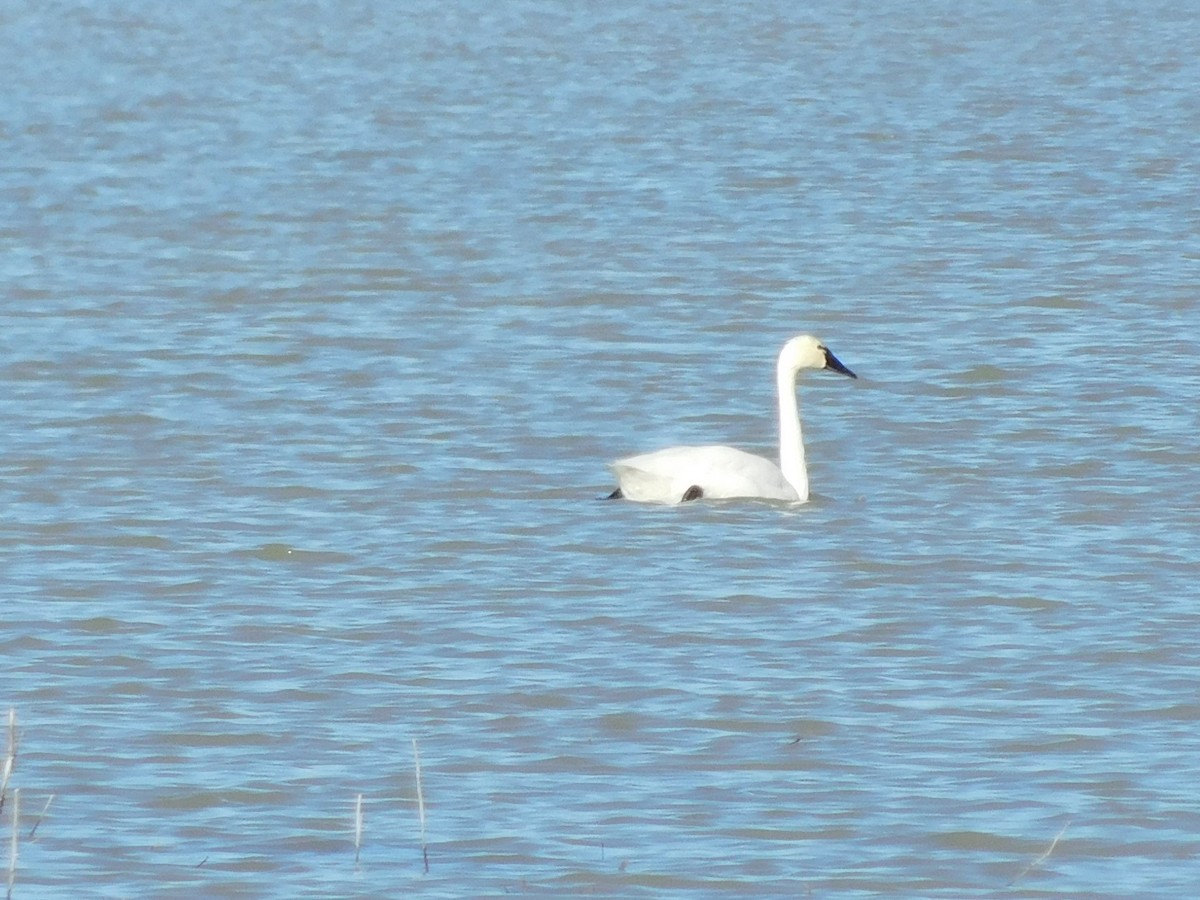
[607,334,856,504]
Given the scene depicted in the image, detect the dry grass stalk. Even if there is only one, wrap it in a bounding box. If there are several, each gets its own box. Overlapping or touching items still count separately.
[1009,819,1070,886]
[28,794,54,841]
[0,709,15,815]
[6,787,17,900]
[412,739,428,873]
[354,793,364,865]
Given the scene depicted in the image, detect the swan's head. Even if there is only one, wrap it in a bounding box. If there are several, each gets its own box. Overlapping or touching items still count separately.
[779,334,857,379]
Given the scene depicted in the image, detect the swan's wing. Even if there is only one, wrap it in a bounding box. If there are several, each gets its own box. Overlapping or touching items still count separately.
[611,445,798,503]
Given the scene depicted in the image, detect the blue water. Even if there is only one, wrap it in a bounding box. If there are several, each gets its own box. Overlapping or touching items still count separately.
[4,1,1200,896]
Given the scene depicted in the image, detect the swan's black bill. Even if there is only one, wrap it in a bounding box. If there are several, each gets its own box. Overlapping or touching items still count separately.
[823,348,857,379]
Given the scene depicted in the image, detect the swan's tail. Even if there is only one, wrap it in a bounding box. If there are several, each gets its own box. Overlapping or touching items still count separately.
[610,464,678,503]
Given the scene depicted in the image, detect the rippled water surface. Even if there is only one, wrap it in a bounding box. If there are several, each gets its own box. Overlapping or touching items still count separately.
[4,1,1200,896]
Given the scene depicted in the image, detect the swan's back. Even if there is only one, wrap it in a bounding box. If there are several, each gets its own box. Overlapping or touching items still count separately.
[611,446,800,504]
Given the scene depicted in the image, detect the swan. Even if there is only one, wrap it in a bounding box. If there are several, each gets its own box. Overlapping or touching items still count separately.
[607,334,856,504]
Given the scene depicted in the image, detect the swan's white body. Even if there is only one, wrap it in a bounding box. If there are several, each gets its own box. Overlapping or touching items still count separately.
[609,335,856,505]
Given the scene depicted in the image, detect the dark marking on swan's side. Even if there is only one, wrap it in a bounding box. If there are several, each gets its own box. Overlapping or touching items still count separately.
[681,485,704,502]
[604,487,624,500]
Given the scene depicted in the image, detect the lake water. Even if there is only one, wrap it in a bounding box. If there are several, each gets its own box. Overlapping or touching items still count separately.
[3,1,1200,896]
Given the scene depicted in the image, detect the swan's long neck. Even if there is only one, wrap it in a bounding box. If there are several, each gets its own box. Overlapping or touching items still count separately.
[776,360,809,501]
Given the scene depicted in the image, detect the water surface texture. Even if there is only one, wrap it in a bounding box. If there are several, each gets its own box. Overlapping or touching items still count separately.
[4,1,1200,896]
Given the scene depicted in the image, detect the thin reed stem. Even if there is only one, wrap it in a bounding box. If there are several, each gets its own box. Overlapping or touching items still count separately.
[28,794,54,840]
[412,738,428,873]
[0,709,15,815]
[1009,819,1070,886]
[6,787,17,900]
[354,793,364,865]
